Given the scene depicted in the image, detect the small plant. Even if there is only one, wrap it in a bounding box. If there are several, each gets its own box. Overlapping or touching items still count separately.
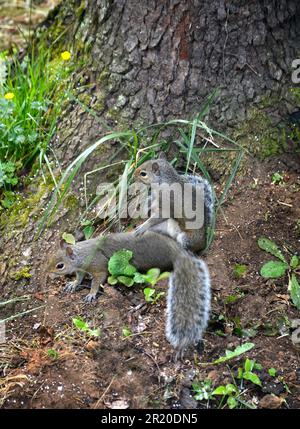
[271,172,284,185]
[258,237,300,310]
[212,383,239,409]
[62,232,76,245]
[143,287,165,304]
[47,349,59,359]
[72,317,100,337]
[237,358,262,386]
[81,220,95,240]
[107,249,170,288]
[233,264,247,279]
[122,327,133,338]
[192,379,214,401]
[213,342,255,364]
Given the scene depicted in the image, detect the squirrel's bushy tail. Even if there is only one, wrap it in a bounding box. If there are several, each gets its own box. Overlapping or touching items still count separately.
[166,249,211,359]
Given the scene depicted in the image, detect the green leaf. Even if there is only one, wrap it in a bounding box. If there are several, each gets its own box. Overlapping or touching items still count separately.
[117,276,134,287]
[213,342,255,364]
[107,275,118,285]
[133,272,146,284]
[268,368,277,377]
[62,232,76,245]
[290,255,299,269]
[157,271,171,282]
[108,249,137,277]
[258,238,286,263]
[233,264,247,279]
[289,274,300,310]
[122,327,132,337]
[244,358,254,372]
[243,371,262,386]
[212,386,227,395]
[225,384,238,395]
[260,260,288,279]
[227,396,238,409]
[83,225,94,240]
[146,268,161,280]
[87,328,101,337]
[72,318,88,331]
[144,287,155,302]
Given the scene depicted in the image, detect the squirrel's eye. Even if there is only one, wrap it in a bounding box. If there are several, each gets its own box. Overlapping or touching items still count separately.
[56,263,64,270]
[140,171,147,177]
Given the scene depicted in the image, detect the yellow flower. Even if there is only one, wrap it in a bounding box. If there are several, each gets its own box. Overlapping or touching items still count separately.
[61,51,71,61]
[4,92,14,100]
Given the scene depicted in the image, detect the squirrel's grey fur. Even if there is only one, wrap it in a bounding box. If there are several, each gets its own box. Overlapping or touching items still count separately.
[46,231,211,359]
[166,254,211,360]
[134,156,215,253]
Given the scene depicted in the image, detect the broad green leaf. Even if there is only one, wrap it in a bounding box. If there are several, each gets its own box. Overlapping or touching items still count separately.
[268,368,277,377]
[133,272,146,284]
[244,358,254,372]
[117,276,134,287]
[225,384,238,395]
[157,271,171,282]
[108,249,137,277]
[289,274,300,310]
[73,318,88,331]
[243,371,261,386]
[107,276,118,285]
[213,342,255,364]
[227,396,238,409]
[258,238,286,263]
[260,260,288,279]
[146,268,161,280]
[212,386,227,395]
[144,287,155,302]
[62,232,76,245]
[83,225,94,240]
[290,255,299,269]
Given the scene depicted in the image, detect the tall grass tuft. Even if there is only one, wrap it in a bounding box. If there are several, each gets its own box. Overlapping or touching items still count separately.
[0,46,74,206]
[38,92,244,252]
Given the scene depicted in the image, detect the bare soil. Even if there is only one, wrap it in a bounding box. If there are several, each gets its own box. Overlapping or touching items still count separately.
[1,154,300,409]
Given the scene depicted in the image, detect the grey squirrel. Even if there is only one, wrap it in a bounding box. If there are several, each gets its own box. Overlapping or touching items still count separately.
[46,231,211,359]
[133,153,214,253]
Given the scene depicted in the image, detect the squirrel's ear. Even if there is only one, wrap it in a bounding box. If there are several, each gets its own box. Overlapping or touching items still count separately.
[152,162,160,174]
[60,239,68,249]
[66,246,75,260]
[158,151,167,160]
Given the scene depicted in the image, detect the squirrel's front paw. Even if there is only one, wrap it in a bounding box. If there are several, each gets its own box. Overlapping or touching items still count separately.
[63,281,78,294]
[83,292,97,303]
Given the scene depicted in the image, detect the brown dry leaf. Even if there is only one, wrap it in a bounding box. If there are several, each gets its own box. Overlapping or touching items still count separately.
[259,394,284,409]
[275,294,290,304]
[85,340,98,352]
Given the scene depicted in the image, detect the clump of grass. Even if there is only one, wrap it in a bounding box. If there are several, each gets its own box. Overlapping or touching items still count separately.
[0,46,74,202]
[38,92,244,253]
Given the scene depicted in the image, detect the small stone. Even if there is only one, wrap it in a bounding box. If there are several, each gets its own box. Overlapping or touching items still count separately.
[259,394,284,409]
[85,340,98,352]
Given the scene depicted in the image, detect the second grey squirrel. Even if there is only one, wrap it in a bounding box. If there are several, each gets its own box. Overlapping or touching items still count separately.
[46,231,211,359]
[133,153,214,253]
